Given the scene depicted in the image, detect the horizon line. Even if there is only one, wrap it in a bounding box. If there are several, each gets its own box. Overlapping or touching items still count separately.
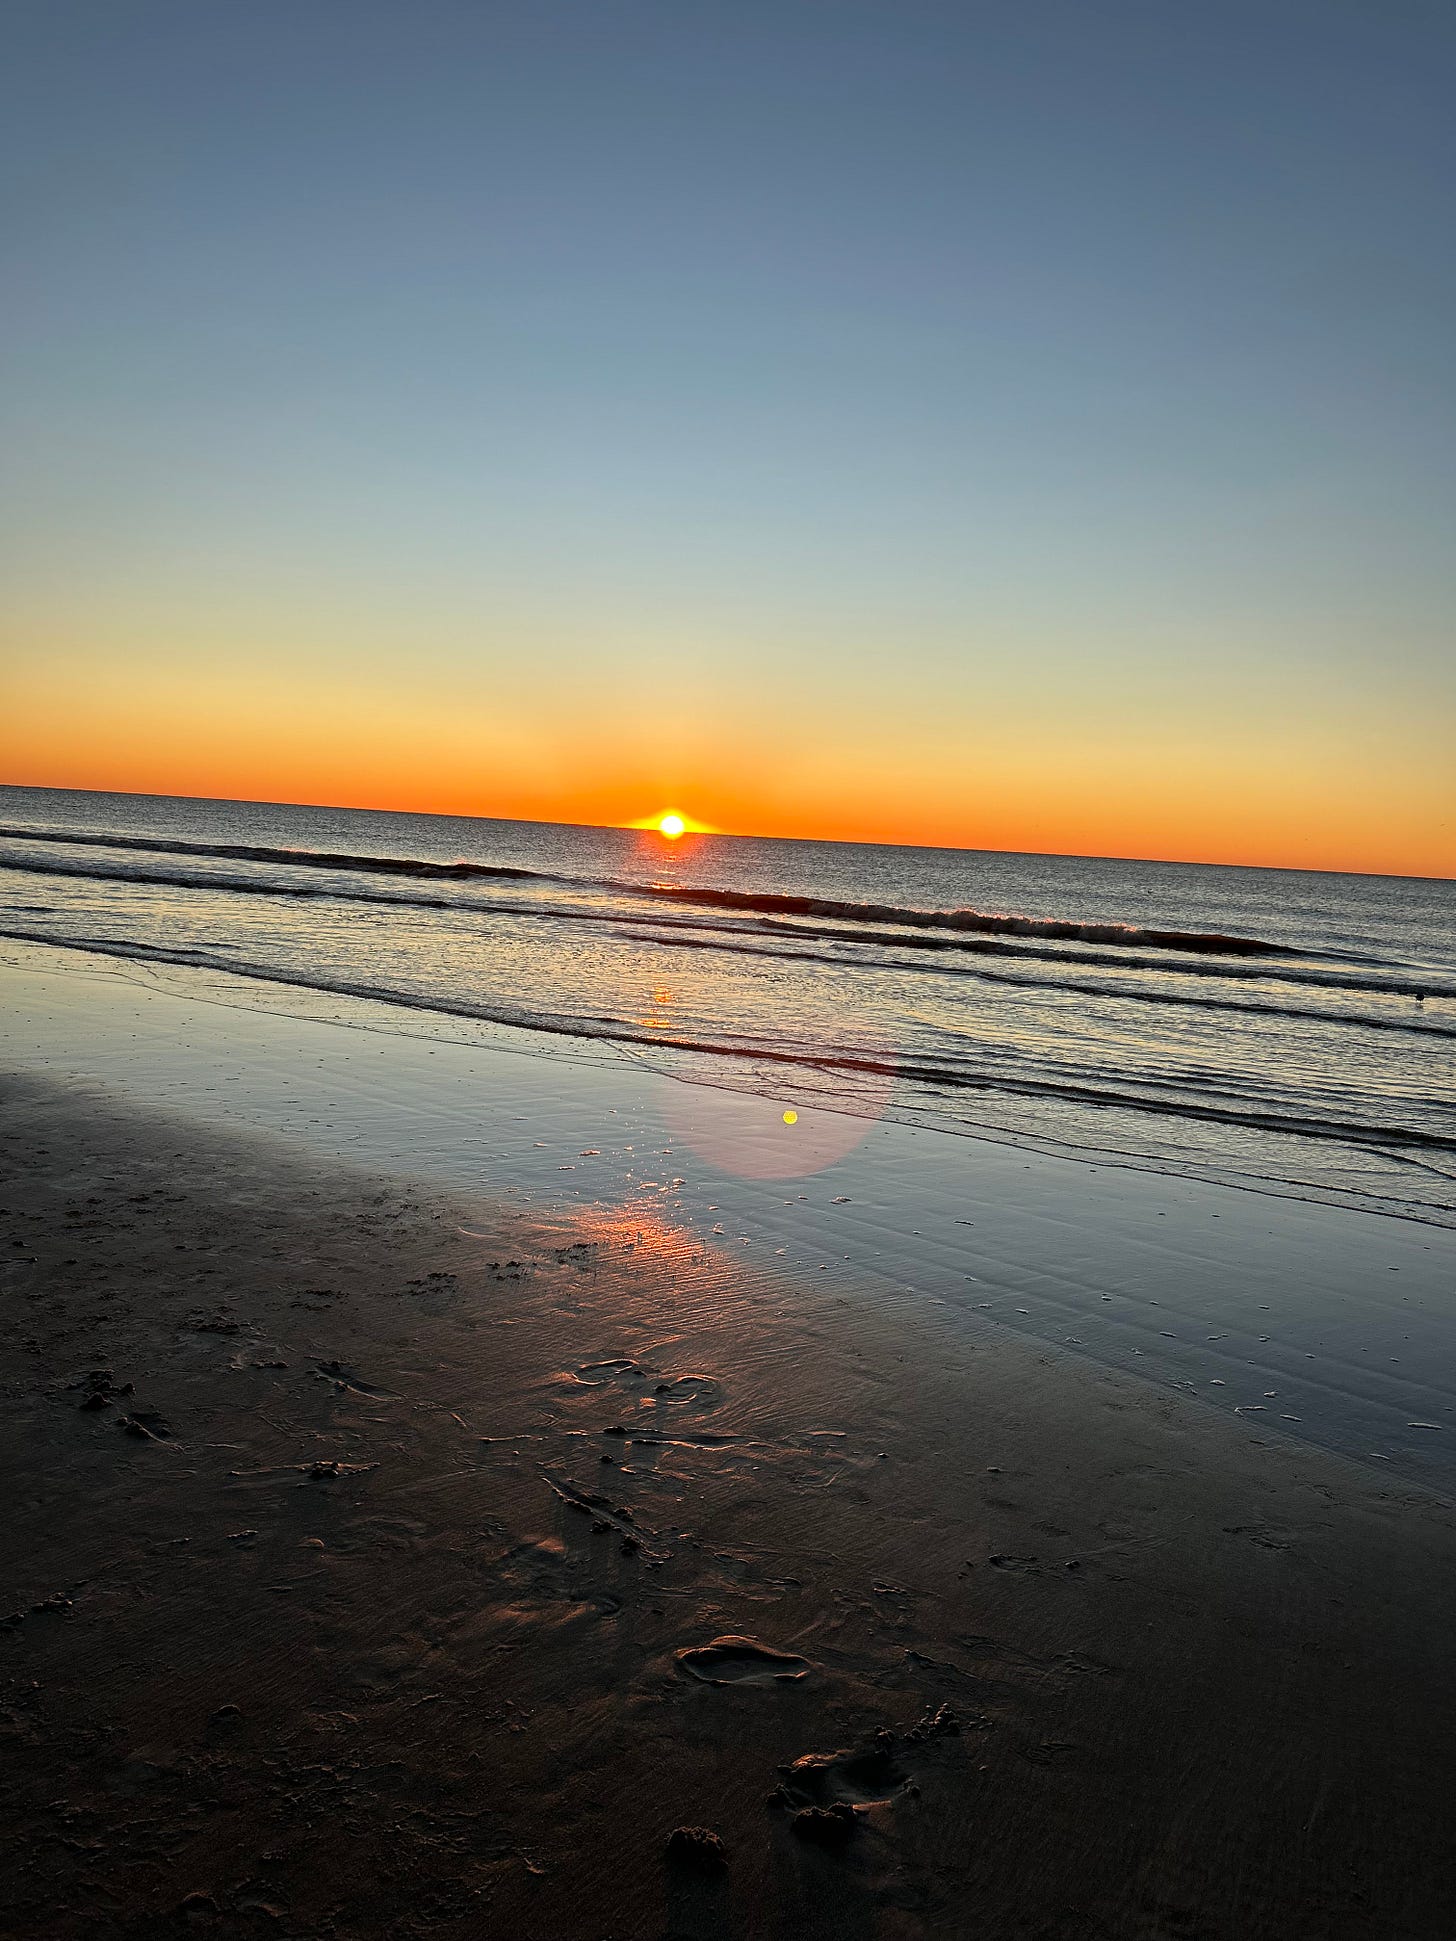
[1,777,1449,885]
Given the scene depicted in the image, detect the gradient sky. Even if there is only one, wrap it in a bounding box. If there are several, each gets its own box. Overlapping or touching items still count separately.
[3,1,1453,874]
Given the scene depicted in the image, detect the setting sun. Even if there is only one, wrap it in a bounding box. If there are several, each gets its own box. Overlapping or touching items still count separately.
[627,808,716,836]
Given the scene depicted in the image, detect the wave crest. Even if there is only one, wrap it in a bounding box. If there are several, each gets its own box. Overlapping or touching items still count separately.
[636,884,1292,957]
[0,823,1291,958]
[0,824,545,883]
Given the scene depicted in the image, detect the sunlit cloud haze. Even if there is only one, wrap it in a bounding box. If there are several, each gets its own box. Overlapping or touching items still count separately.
[2,1,1453,875]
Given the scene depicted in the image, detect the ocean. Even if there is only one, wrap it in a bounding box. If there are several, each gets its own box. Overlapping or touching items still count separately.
[2,783,1452,1226]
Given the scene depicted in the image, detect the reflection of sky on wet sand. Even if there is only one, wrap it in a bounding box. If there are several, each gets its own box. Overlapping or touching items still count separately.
[661,1078,884,1181]
[5,944,1456,1489]
[620,924,897,1172]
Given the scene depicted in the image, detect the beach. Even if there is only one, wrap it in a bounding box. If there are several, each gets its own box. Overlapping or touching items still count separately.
[6,3,1454,1928]
[5,1004,1455,1938]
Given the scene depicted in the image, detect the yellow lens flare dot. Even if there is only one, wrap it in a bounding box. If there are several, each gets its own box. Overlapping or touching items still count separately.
[782,1110,798,1125]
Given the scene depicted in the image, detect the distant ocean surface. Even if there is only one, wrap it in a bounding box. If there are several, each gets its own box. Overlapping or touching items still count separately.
[2,785,1453,1224]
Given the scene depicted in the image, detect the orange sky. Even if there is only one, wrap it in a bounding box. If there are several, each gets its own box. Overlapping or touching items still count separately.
[4,643,1451,877]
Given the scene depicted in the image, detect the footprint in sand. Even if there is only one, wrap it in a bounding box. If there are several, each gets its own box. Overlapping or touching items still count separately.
[570,1358,641,1386]
[676,1636,813,1685]
[488,1537,623,1631]
[773,1731,926,1842]
[646,1374,718,1407]
[565,1361,721,1412]
[777,1735,912,1811]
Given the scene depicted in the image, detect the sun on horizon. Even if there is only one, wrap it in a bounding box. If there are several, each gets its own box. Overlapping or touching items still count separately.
[626,808,715,838]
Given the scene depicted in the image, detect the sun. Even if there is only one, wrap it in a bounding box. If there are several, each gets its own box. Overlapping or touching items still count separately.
[626,807,715,836]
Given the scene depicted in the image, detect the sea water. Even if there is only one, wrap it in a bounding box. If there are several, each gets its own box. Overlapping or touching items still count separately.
[1,783,1452,1223]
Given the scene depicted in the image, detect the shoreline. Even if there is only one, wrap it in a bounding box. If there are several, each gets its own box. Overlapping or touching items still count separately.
[3,945,1454,1493]
[4,1068,1454,1937]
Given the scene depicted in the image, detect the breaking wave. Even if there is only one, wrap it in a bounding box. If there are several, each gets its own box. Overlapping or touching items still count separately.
[2,849,1444,1005]
[2,822,1297,959]
[0,823,545,883]
[636,883,1295,955]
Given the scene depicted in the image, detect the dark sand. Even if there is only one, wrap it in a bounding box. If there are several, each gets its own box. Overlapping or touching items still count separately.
[3,1070,1453,1939]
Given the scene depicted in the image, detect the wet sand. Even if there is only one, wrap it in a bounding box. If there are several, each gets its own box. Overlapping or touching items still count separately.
[3,1068,1454,1939]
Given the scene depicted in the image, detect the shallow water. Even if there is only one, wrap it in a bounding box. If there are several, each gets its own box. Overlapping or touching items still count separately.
[2,785,1453,1222]
[4,950,1452,1491]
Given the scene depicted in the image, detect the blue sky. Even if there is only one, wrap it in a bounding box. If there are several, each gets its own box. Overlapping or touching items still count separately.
[3,1,1453,868]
